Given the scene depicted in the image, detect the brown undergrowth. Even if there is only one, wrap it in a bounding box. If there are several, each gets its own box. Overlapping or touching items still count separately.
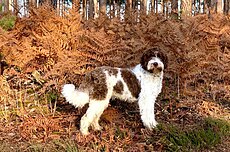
[0,6,230,151]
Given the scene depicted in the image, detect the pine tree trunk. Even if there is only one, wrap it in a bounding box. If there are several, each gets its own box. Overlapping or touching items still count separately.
[151,0,155,12]
[160,0,164,13]
[217,0,223,13]
[142,0,147,14]
[100,0,106,15]
[181,0,192,17]
[224,0,229,14]
[89,0,94,18]
[94,0,99,18]
[82,0,86,19]
[156,0,158,13]
[170,0,178,18]
[4,0,9,12]
[13,0,18,15]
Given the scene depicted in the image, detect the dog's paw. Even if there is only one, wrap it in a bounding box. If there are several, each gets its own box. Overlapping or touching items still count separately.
[80,128,89,135]
[92,124,103,131]
[149,120,158,129]
[143,119,158,130]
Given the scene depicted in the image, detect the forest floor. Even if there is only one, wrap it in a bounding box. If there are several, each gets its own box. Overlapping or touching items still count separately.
[0,6,230,151]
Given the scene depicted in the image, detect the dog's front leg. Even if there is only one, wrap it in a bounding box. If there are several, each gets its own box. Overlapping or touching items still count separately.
[138,96,158,130]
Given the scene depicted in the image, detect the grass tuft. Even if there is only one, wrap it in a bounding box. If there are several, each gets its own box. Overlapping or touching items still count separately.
[46,90,58,103]
[0,15,16,31]
[115,127,127,140]
[155,118,230,151]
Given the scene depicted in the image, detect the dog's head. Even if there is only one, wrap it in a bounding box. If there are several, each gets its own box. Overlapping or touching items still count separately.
[140,47,168,74]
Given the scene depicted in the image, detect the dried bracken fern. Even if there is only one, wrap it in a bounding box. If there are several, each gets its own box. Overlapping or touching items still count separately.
[19,115,62,141]
[0,76,14,113]
[0,6,230,150]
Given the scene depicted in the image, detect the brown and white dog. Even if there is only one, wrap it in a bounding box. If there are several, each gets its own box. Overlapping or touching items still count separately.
[62,47,168,135]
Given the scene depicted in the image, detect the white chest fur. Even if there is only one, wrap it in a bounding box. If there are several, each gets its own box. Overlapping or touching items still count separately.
[132,64,163,129]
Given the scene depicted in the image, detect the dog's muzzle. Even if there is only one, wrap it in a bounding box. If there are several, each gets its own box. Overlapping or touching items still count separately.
[150,62,163,72]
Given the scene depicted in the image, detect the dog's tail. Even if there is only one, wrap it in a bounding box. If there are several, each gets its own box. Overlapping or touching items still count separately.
[62,84,89,108]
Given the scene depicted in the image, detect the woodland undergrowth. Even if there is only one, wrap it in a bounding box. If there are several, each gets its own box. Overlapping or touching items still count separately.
[0,6,230,151]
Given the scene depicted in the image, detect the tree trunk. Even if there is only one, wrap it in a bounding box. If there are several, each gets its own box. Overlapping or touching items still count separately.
[94,0,99,18]
[132,0,137,9]
[151,0,155,12]
[32,0,37,6]
[192,0,196,16]
[13,0,18,15]
[217,0,223,13]
[160,0,164,13]
[100,0,106,15]
[156,0,158,13]
[209,0,218,14]
[181,0,192,17]
[171,0,179,19]
[4,0,9,12]
[171,0,178,12]
[199,0,205,14]
[224,0,230,15]
[224,0,226,14]
[198,0,201,13]
[142,0,147,14]
[89,0,94,18]
[116,0,120,18]
[126,0,132,11]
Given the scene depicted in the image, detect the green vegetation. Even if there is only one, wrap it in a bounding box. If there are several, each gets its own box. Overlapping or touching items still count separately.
[46,90,58,103]
[0,15,16,31]
[154,118,230,151]
[0,3,3,12]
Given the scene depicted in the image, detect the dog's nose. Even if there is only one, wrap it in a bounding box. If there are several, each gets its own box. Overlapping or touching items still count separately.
[152,62,158,67]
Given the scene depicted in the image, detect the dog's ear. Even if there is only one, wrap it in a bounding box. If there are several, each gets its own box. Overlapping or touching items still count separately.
[156,51,168,69]
[140,49,155,71]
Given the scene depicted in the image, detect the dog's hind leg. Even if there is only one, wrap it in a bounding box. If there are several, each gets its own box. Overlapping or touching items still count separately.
[80,99,109,135]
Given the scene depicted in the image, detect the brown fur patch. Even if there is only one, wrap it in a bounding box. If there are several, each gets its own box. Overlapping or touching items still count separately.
[113,80,124,94]
[121,69,141,98]
[104,67,118,77]
[80,68,107,100]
